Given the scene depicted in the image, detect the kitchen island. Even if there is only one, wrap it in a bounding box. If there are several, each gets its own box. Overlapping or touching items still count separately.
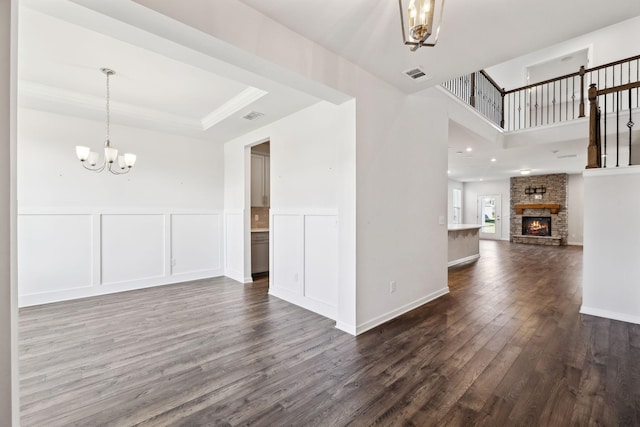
[448,224,482,267]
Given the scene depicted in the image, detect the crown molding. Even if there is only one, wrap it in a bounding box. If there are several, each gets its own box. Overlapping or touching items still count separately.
[18,80,202,131]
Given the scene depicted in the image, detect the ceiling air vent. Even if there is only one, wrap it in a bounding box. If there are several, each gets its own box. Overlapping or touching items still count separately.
[557,154,577,159]
[403,66,431,81]
[242,111,264,121]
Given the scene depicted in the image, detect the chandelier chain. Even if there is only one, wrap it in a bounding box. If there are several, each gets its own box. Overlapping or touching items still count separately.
[106,71,110,143]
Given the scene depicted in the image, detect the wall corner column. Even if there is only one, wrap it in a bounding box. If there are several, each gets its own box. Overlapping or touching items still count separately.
[1,0,19,424]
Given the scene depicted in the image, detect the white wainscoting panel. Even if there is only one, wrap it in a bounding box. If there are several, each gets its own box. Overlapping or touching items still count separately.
[269,211,338,320]
[101,214,166,285]
[304,215,338,310]
[18,209,224,306]
[271,214,304,294]
[18,214,93,296]
[171,214,222,275]
[224,211,244,282]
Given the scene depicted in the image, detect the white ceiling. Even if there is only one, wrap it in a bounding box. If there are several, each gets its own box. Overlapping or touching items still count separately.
[238,0,640,92]
[17,0,640,180]
[447,120,589,182]
[18,1,322,143]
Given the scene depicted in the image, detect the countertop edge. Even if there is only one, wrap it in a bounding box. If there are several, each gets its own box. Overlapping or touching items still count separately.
[448,224,483,231]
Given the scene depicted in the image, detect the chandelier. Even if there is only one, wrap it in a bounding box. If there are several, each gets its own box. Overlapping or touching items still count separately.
[75,68,137,174]
[399,0,445,51]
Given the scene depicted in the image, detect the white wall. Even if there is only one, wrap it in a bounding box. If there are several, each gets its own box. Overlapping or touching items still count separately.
[130,0,448,335]
[582,167,640,325]
[463,179,511,240]
[354,88,449,333]
[567,173,584,245]
[224,100,355,324]
[1,0,17,423]
[18,108,225,305]
[448,179,463,224]
[487,15,640,90]
[18,109,223,209]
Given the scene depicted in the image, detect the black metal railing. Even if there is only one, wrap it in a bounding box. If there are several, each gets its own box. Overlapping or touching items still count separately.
[586,81,640,169]
[503,70,584,131]
[443,54,640,133]
[442,70,504,128]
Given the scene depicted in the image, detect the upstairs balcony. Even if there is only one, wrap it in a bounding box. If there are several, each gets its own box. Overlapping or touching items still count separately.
[443,54,640,169]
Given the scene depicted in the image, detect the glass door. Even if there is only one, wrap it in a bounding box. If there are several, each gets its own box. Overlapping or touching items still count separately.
[477,195,501,240]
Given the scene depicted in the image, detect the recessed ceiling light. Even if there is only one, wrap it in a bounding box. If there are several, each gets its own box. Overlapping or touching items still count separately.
[491,158,497,162]
[520,169,531,175]
[447,170,451,174]
[466,147,472,152]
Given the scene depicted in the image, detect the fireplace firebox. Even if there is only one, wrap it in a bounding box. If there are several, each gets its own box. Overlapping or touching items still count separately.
[522,216,551,236]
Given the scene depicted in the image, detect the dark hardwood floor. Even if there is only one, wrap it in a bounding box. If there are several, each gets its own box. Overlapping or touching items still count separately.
[19,241,640,426]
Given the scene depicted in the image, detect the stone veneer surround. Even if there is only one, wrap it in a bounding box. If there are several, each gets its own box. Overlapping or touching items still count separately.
[510,174,568,246]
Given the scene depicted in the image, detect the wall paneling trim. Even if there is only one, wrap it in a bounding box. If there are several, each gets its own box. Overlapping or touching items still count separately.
[18,209,223,306]
[269,210,339,320]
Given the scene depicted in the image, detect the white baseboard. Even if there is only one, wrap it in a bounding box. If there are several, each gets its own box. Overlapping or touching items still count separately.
[335,321,357,336]
[568,241,584,246]
[224,268,244,283]
[447,254,480,267]
[355,286,450,335]
[580,305,640,325]
[269,287,337,321]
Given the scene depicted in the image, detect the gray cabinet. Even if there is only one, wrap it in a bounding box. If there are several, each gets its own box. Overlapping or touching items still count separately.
[251,154,270,207]
[251,231,269,273]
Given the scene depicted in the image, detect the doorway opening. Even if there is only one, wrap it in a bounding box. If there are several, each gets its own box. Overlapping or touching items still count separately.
[250,141,270,281]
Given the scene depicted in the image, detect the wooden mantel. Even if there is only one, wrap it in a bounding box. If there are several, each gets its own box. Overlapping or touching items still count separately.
[515,203,561,214]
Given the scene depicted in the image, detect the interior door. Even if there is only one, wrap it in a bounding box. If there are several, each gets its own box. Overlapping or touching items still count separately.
[477,195,502,240]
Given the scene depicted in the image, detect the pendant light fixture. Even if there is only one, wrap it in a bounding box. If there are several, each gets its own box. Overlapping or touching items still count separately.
[399,0,445,51]
[75,68,137,174]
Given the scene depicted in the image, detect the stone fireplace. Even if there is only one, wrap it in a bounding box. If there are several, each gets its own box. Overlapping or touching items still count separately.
[510,174,568,246]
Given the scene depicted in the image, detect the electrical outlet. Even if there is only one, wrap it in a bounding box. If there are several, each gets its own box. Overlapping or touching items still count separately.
[171,259,176,267]
[438,215,445,225]
[294,273,299,282]
[255,214,259,221]
[390,281,396,293]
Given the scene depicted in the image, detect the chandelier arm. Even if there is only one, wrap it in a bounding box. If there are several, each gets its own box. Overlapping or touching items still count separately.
[82,160,106,173]
[107,162,131,175]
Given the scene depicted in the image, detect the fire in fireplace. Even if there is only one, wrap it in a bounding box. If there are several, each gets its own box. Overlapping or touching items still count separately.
[522,216,551,236]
